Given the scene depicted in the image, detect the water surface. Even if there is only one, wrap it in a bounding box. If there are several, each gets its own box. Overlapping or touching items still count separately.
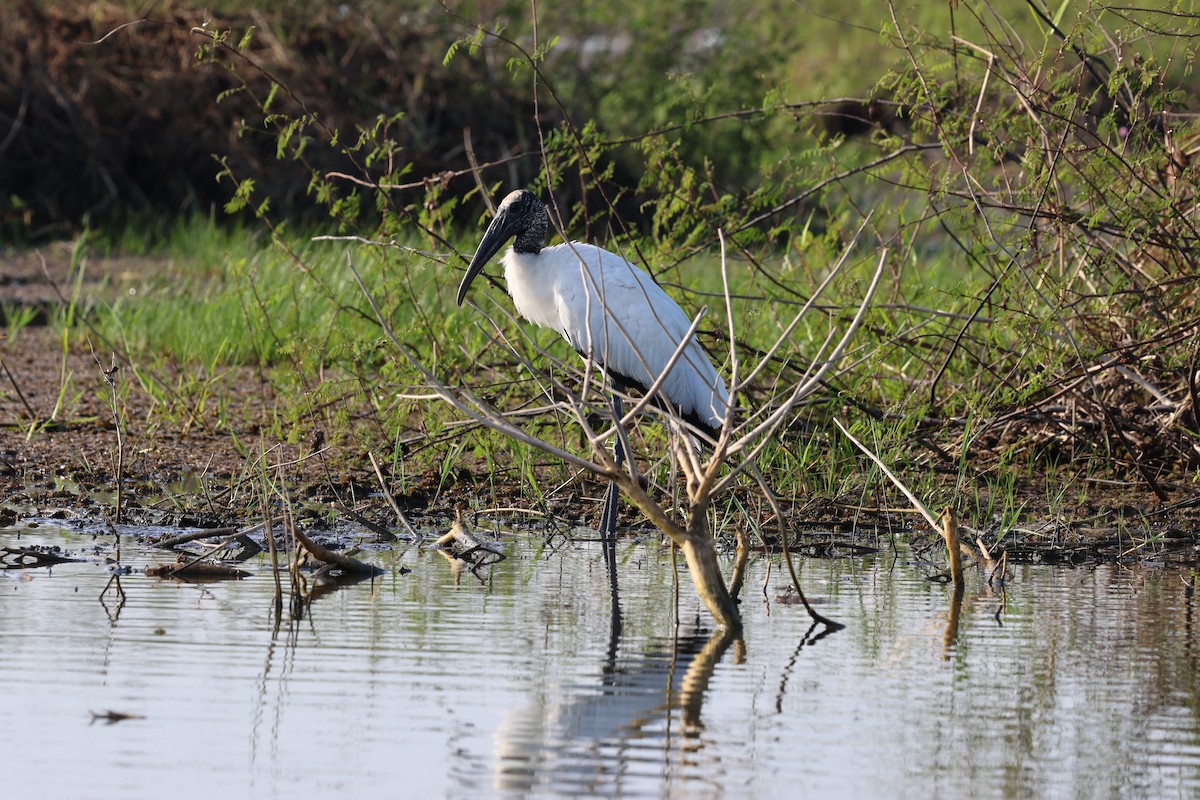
[3,522,1199,799]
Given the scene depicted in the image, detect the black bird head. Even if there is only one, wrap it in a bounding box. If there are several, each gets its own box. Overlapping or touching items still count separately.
[456,189,549,306]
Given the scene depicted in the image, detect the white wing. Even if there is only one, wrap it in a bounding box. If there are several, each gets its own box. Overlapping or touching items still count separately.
[544,242,729,433]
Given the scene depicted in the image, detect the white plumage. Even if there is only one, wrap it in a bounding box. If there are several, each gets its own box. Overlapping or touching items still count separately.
[503,242,729,435]
[457,189,729,439]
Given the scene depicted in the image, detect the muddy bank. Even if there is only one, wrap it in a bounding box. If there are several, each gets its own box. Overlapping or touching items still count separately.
[2,242,1199,563]
[4,312,1200,567]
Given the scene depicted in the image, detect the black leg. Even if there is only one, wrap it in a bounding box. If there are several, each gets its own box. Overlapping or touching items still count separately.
[601,391,625,634]
[598,391,626,540]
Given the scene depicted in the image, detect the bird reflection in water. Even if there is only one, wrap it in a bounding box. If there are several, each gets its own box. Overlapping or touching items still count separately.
[490,618,743,794]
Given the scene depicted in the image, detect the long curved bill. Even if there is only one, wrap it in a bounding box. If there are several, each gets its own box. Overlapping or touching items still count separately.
[456,206,520,306]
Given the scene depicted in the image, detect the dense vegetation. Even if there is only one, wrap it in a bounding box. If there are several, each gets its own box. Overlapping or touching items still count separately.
[6,0,1200,545]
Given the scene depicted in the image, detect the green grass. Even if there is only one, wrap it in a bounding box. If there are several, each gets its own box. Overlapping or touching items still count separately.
[57,210,998,506]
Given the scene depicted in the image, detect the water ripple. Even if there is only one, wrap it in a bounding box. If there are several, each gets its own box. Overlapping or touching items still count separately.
[3,526,1200,798]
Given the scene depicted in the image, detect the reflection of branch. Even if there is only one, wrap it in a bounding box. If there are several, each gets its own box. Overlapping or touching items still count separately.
[942,584,965,661]
[146,559,251,580]
[604,536,623,642]
[434,549,488,586]
[677,627,740,733]
[775,620,819,713]
[98,573,126,624]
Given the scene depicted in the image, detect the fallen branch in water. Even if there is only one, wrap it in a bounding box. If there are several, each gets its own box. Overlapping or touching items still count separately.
[146,559,251,580]
[834,417,973,590]
[151,525,258,550]
[0,545,80,569]
[331,500,395,542]
[436,513,506,567]
[293,527,381,575]
[369,451,420,540]
[154,525,263,573]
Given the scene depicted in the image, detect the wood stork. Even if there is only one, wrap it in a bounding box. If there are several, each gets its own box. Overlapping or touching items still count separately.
[456,189,730,537]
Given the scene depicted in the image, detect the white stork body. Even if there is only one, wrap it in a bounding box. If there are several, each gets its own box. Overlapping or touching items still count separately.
[501,241,729,437]
[456,189,730,535]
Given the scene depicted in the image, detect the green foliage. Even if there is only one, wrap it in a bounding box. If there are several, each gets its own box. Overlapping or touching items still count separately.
[37,0,1200,533]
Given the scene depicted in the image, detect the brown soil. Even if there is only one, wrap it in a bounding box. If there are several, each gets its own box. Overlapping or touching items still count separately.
[1,316,571,534]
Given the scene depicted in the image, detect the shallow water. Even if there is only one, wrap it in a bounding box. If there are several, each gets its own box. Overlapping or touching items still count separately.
[3,521,1200,799]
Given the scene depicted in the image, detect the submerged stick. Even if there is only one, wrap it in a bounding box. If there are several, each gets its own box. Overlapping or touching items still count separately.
[940,508,965,591]
[728,528,750,603]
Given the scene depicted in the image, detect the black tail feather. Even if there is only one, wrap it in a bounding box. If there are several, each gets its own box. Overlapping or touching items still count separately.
[603,367,723,443]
